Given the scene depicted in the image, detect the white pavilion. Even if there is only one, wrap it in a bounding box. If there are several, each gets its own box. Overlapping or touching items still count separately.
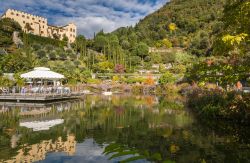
[20,67,64,86]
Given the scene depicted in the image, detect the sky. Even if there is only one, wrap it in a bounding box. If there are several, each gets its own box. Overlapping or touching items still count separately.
[0,0,168,38]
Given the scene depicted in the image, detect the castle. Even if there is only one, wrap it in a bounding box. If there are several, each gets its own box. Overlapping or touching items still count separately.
[1,9,77,43]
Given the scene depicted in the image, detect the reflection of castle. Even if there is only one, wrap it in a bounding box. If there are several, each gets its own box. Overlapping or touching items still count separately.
[6,135,76,163]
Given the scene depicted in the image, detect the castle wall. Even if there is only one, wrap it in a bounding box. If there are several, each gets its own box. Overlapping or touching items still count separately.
[1,9,76,43]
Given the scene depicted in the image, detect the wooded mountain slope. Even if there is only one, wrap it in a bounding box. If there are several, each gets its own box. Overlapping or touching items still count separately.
[114,0,226,56]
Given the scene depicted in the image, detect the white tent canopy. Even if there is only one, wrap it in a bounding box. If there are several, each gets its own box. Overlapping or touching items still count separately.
[21,67,64,80]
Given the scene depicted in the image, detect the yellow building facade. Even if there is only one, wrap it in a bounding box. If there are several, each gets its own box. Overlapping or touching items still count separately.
[1,9,77,43]
[4,135,76,163]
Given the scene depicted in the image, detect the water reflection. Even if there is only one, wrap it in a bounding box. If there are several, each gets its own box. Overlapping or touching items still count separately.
[20,119,64,131]
[0,95,249,163]
[7,134,76,163]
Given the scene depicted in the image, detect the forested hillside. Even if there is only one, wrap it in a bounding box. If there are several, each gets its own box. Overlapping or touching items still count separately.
[113,0,226,56]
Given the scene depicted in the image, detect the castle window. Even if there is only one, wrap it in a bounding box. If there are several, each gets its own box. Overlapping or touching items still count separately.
[22,15,25,18]
[43,25,44,28]
[16,13,19,16]
[42,21,45,23]
[27,16,29,19]
[70,28,72,32]
[23,21,25,23]
[41,31,44,34]
[31,23,33,25]
[70,34,72,37]
[11,12,14,15]
[73,29,75,32]
[32,18,35,20]
[39,20,41,22]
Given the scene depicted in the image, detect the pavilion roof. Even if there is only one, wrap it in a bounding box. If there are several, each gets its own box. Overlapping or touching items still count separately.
[20,67,64,80]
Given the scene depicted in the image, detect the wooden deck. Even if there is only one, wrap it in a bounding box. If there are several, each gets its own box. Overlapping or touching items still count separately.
[0,93,83,102]
[0,99,79,107]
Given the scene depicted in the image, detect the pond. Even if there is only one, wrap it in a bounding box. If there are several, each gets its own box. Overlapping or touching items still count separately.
[0,95,249,163]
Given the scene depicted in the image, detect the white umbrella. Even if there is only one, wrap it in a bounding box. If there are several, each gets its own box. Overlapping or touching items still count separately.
[21,67,64,80]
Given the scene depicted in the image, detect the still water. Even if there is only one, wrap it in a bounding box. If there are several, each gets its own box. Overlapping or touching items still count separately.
[0,95,249,163]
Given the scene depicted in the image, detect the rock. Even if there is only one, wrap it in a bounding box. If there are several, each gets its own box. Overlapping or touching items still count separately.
[12,31,23,48]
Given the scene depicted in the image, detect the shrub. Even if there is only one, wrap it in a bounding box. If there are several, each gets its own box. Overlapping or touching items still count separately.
[39,58,48,66]
[32,43,41,51]
[159,71,176,84]
[112,75,120,82]
[93,61,114,73]
[69,53,77,60]
[58,52,67,60]
[159,64,166,73]
[45,45,54,52]
[132,85,144,94]
[81,70,92,79]
[27,33,66,47]
[87,78,101,84]
[126,77,145,84]
[0,76,14,87]
[73,60,81,67]
[114,64,125,73]
[49,52,57,60]
[171,64,186,74]
[188,90,250,123]
[163,84,179,94]
[144,76,155,85]
[36,50,46,59]
[66,49,73,53]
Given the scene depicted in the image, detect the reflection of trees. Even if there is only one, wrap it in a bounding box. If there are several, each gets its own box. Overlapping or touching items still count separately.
[0,96,249,162]
[63,95,250,162]
[60,95,193,162]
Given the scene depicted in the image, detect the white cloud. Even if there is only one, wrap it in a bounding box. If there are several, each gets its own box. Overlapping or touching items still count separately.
[0,0,168,38]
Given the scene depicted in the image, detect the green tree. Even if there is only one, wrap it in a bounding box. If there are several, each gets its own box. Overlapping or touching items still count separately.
[94,35,108,54]
[213,0,250,56]
[0,18,22,47]
[75,35,86,58]
[1,51,35,73]
[133,42,149,60]
[93,61,114,73]
[162,52,176,66]
[62,34,69,42]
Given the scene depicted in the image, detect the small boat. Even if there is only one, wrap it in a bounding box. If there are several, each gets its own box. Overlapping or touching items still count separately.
[102,91,113,96]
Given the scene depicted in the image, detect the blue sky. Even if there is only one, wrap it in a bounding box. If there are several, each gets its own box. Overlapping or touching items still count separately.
[0,0,168,38]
